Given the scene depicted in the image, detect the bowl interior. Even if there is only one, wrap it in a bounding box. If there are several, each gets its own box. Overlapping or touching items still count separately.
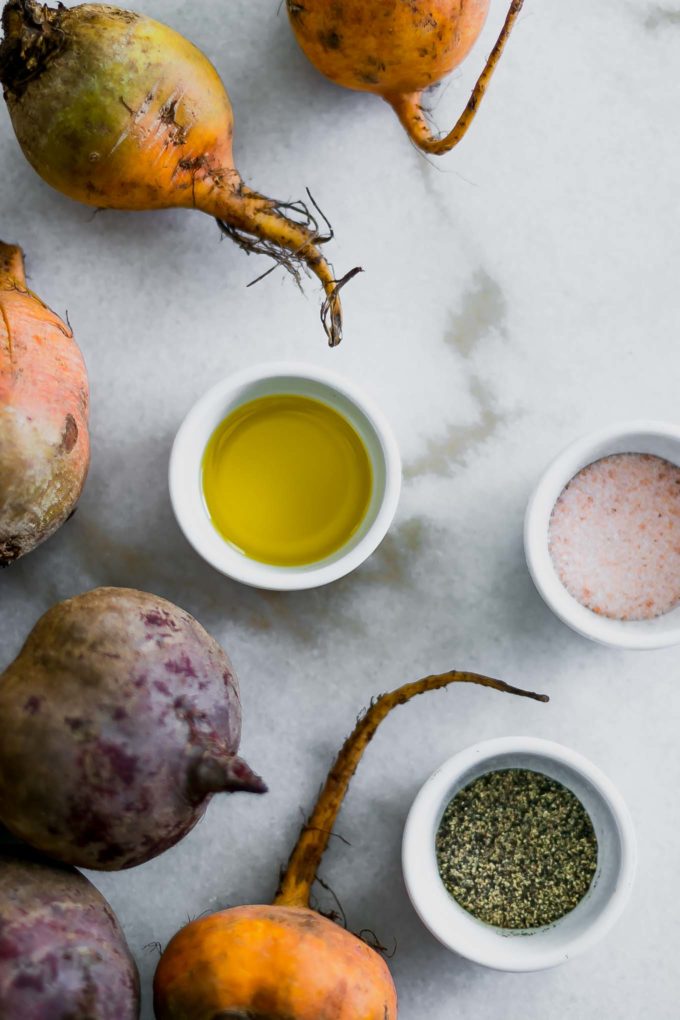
[525,424,680,647]
[170,368,398,588]
[403,747,633,971]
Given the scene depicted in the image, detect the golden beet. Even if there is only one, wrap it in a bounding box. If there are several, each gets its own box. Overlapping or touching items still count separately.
[0,242,89,565]
[154,670,548,1019]
[155,905,395,1020]
[0,1,359,345]
[287,0,524,154]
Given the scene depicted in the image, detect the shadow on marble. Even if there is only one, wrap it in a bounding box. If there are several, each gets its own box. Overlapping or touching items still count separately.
[644,6,680,29]
[0,423,439,644]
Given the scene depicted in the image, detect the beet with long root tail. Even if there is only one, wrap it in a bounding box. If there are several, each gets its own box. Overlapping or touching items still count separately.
[154,669,548,1019]
[0,1,360,345]
[287,0,525,155]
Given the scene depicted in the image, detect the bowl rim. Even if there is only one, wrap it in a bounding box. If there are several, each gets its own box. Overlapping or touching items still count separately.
[402,736,637,972]
[524,419,680,649]
[168,360,402,590]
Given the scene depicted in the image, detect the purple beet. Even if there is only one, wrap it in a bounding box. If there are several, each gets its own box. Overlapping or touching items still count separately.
[0,587,265,870]
[0,850,139,1019]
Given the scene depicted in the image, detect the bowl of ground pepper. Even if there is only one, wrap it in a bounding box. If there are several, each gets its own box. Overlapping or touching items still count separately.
[402,737,636,971]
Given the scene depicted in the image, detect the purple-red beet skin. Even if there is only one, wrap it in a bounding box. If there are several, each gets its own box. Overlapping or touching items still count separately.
[0,851,140,1019]
[0,587,265,870]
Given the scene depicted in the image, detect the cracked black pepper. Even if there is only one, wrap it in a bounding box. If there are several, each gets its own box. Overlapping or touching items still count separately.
[435,768,598,929]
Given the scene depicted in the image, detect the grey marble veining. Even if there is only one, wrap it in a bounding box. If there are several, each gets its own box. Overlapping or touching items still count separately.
[1,0,679,1016]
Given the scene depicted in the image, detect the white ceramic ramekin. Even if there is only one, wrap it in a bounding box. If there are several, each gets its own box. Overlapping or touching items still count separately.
[402,737,636,972]
[169,362,401,590]
[524,420,680,649]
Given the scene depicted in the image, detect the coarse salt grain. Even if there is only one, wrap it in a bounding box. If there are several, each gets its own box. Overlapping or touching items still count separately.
[548,453,680,621]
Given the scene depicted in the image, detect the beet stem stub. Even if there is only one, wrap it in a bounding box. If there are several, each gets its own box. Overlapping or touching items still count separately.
[387,0,525,155]
[189,753,267,799]
[275,670,548,909]
[0,0,65,98]
[0,240,25,286]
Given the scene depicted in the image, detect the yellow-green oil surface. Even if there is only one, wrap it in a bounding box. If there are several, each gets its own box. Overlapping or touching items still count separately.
[202,394,373,566]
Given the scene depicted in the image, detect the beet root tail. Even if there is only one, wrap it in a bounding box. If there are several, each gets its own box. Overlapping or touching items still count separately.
[189,753,267,799]
[200,183,361,347]
[275,669,548,909]
[386,0,525,155]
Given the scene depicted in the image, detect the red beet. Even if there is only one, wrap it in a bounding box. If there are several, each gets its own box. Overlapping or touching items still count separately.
[0,587,265,870]
[0,850,139,1019]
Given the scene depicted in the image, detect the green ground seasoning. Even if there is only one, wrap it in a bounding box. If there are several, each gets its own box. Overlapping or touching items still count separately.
[435,768,598,929]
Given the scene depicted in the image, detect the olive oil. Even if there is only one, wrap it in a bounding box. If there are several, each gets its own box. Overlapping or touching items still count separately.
[202,394,373,566]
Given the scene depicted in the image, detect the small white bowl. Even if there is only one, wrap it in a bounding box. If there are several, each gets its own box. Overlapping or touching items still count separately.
[169,362,401,590]
[524,420,680,649]
[402,737,636,972]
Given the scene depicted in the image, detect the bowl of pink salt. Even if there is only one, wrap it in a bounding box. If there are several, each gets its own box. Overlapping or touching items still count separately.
[525,420,680,649]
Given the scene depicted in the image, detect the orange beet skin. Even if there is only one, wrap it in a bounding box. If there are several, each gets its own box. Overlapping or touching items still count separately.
[155,905,397,1020]
[0,242,89,565]
[288,0,490,96]
[287,0,525,154]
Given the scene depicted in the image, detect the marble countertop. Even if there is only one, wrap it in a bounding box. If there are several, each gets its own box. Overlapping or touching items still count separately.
[1,0,679,1016]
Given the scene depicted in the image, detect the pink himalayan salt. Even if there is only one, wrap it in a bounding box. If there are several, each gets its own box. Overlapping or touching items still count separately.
[548,453,680,621]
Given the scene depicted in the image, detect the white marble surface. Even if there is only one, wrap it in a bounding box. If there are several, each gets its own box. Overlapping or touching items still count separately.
[1,0,679,1016]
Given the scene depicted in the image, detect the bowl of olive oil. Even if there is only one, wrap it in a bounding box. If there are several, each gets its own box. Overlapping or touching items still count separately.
[169,362,401,589]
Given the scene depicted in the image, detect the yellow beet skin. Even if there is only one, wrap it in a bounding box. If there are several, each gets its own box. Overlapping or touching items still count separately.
[2,4,234,211]
[0,1,358,345]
